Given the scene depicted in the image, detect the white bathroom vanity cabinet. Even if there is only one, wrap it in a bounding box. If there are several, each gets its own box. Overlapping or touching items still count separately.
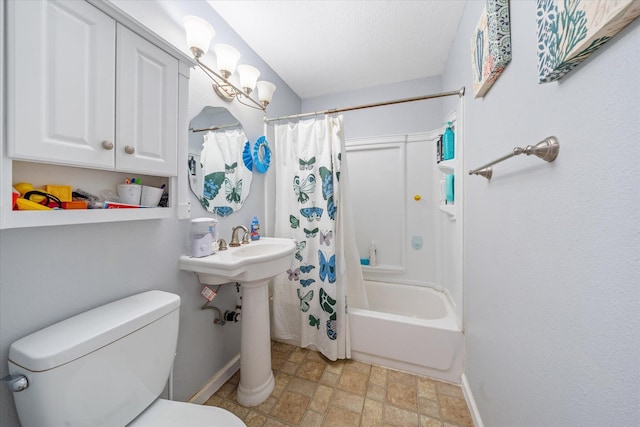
[0,0,194,229]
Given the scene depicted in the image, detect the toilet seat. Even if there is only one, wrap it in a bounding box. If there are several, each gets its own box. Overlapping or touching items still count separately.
[128,398,246,427]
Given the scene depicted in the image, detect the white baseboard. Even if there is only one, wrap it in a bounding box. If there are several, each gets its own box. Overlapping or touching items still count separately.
[188,353,241,405]
[461,373,484,427]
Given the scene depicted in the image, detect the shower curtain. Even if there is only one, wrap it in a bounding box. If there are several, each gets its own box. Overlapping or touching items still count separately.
[272,115,367,360]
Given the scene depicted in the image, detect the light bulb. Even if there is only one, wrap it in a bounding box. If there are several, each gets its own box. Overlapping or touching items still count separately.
[256,81,276,106]
[183,16,214,58]
[213,44,241,78]
[237,65,260,95]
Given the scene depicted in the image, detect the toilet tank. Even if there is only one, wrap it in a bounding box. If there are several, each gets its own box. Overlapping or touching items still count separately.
[7,290,181,427]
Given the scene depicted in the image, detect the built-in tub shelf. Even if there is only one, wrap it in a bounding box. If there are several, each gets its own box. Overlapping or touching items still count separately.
[437,160,455,174]
[439,204,456,219]
[436,110,458,221]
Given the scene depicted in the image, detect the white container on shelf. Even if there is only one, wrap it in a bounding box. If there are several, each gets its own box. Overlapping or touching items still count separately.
[141,185,163,207]
[117,184,142,205]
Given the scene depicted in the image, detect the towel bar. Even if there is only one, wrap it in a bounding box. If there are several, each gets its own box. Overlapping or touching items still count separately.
[468,136,559,180]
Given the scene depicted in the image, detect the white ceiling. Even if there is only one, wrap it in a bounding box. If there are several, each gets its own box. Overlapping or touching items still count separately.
[207,1,466,99]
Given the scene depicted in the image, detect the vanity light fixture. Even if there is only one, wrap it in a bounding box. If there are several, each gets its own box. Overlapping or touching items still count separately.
[183,15,276,111]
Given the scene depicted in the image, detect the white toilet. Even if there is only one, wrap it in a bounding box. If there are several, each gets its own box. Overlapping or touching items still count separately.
[6,290,246,427]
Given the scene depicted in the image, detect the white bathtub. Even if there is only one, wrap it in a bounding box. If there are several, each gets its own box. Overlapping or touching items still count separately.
[349,280,464,383]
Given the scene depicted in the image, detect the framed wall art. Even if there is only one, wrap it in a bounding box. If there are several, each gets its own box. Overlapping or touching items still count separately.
[537,0,640,83]
[471,0,512,98]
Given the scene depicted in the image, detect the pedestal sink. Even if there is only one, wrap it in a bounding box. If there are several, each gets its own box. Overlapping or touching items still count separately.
[179,237,296,407]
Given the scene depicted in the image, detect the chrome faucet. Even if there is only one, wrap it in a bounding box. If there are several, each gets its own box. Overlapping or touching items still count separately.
[229,225,249,247]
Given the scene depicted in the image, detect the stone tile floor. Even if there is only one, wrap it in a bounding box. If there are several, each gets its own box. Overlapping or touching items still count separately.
[204,341,473,427]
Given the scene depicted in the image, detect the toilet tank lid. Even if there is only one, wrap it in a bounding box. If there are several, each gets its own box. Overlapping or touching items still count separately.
[9,290,180,372]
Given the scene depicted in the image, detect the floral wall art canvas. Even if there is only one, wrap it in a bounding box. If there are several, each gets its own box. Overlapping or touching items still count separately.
[471,0,512,98]
[537,0,640,83]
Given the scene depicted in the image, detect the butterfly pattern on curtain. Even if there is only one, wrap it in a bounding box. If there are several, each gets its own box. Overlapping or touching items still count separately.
[284,150,342,342]
[199,131,252,217]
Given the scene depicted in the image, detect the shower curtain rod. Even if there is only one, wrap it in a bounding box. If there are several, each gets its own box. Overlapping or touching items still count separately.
[189,122,241,133]
[264,87,465,123]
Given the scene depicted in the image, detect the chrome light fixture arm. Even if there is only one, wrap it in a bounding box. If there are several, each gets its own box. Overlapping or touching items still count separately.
[235,93,265,110]
[195,57,265,112]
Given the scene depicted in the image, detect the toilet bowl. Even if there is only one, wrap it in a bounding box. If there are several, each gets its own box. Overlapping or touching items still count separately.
[7,290,246,427]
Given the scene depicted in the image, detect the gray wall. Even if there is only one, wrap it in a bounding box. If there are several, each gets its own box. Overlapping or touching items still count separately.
[301,76,444,140]
[442,2,640,426]
[0,1,300,426]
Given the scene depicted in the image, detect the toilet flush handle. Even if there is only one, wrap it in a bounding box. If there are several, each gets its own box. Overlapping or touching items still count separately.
[1,374,28,392]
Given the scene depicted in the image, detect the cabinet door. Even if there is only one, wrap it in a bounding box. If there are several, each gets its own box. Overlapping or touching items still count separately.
[6,0,116,168]
[116,25,178,176]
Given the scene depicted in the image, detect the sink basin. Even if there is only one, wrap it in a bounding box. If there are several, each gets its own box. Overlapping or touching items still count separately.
[179,237,296,285]
[233,243,286,258]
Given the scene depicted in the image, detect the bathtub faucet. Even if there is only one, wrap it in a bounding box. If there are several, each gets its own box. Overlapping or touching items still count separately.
[229,225,249,247]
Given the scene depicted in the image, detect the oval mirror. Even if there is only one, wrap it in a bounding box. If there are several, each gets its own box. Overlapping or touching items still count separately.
[188,106,252,216]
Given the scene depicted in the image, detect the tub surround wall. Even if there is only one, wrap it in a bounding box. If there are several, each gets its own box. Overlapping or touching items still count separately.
[345,137,411,274]
[442,2,640,426]
[345,131,459,300]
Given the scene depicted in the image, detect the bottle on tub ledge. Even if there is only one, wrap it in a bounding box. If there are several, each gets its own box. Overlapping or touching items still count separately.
[368,242,377,267]
[250,216,261,240]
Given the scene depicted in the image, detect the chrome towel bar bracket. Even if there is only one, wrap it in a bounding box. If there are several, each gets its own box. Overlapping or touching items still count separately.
[469,136,559,180]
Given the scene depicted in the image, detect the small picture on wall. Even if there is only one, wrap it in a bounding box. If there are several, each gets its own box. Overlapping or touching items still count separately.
[471,0,512,98]
[537,0,640,83]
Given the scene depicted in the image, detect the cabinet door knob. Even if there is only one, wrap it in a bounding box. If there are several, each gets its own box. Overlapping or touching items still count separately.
[101,140,114,150]
[124,145,135,155]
